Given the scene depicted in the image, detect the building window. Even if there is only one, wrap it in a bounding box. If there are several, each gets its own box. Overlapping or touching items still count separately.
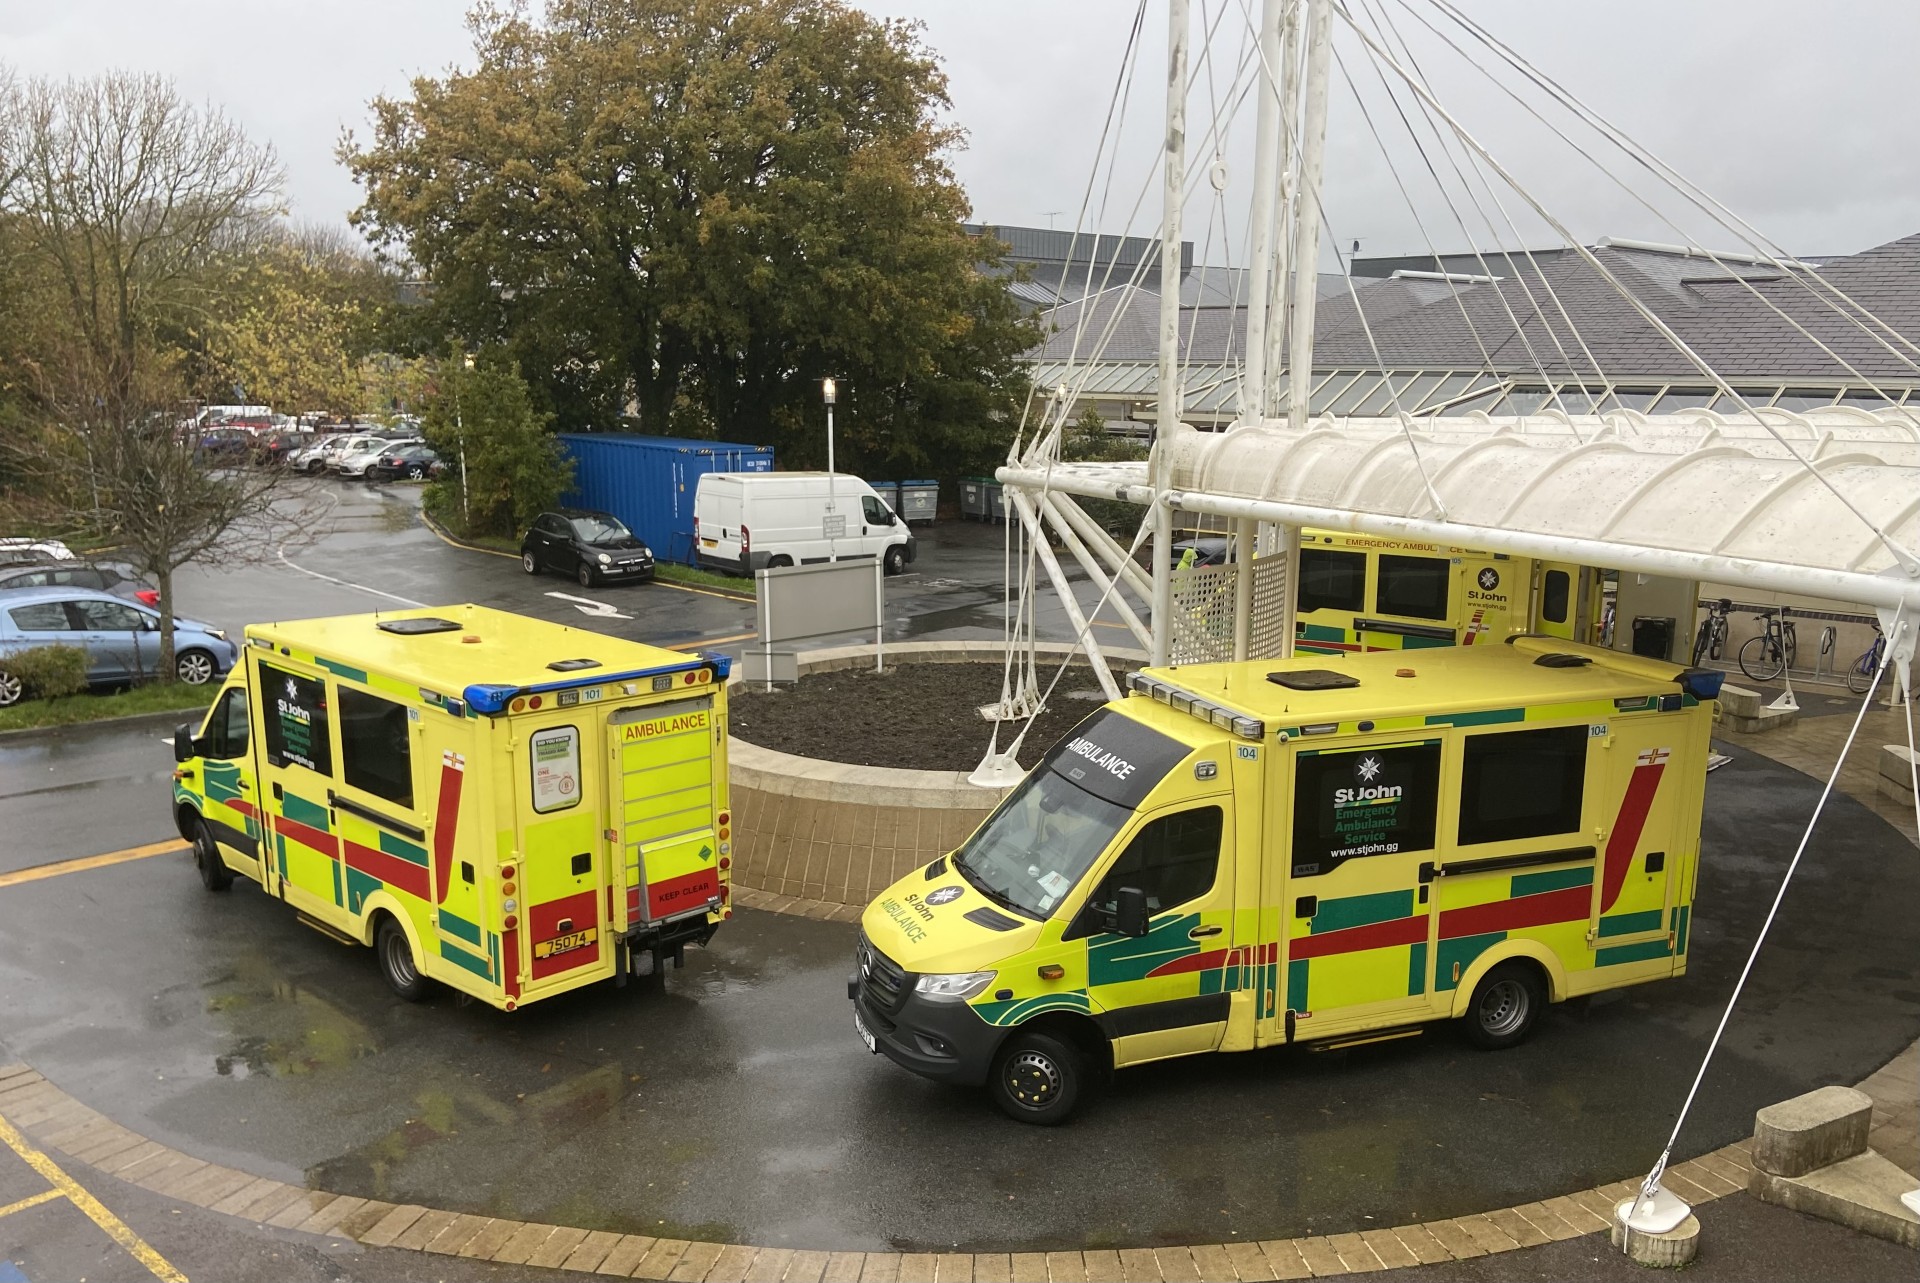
[1458,725,1588,846]
[260,662,332,775]
[1376,554,1449,620]
[1091,806,1224,915]
[1297,548,1365,614]
[1291,741,1442,875]
[339,687,412,807]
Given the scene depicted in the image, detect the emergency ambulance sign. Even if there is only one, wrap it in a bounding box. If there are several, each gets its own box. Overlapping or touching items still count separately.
[530,726,581,813]
[1291,740,1441,874]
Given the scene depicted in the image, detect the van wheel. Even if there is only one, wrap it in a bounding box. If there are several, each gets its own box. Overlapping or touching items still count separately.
[376,916,431,1002]
[1465,961,1545,1050]
[883,545,906,576]
[521,551,538,575]
[767,555,793,569]
[988,1030,1083,1125]
[191,819,234,892]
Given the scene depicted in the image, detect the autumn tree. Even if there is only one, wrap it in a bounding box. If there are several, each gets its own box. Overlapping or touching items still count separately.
[0,71,296,679]
[345,0,1035,479]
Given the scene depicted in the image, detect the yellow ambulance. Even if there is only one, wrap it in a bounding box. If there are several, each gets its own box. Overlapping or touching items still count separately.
[1294,530,1604,652]
[171,604,732,1010]
[849,637,1719,1123]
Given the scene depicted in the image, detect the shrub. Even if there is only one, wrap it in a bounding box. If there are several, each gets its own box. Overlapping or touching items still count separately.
[2,644,90,700]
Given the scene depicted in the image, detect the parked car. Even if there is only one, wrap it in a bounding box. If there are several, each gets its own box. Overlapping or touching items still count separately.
[0,587,237,705]
[336,438,417,478]
[0,538,74,566]
[520,509,656,587]
[195,427,255,464]
[366,443,439,481]
[0,559,159,606]
[256,429,317,467]
[291,431,387,474]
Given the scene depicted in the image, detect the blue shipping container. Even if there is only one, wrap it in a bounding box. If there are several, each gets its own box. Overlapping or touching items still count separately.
[558,434,774,565]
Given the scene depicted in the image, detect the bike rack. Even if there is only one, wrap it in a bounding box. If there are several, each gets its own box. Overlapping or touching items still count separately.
[1812,626,1837,683]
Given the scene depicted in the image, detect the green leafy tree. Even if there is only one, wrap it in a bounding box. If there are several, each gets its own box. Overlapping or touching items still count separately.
[421,347,573,538]
[1063,405,1148,535]
[344,0,1035,480]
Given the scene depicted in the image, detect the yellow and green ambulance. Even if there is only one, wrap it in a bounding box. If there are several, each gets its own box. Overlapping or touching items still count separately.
[171,604,732,1010]
[1294,530,1604,653]
[849,636,1719,1123]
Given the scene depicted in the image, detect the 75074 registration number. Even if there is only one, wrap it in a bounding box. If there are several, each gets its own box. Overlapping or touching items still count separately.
[534,928,598,959]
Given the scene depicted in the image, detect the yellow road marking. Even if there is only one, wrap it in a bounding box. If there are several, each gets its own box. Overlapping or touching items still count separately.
[0,1186,61,1219]
[0,1110,188,1282]
[694,631,757,646]
[0,840,184,890]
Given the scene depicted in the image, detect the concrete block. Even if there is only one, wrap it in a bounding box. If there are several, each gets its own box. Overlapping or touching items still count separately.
[1753,1085,1873,1177]
[1878,744,1918,785]
[1718,684,1763,718]
[1722,705,1798,734]
[1748,1150,1920,1249]
[1609,1213,1700,1268]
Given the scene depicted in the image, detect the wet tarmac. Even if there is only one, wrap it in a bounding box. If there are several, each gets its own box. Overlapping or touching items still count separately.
[1,722,1914,1253]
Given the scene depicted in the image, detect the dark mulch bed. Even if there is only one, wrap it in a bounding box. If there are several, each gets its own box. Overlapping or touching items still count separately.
[729,661,1107,771]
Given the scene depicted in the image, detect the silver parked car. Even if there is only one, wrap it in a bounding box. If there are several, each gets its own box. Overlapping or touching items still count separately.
[0,587,238,705]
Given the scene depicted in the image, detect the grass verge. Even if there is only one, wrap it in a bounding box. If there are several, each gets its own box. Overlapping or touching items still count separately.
[654,562,753,596]
[0,681,218,733]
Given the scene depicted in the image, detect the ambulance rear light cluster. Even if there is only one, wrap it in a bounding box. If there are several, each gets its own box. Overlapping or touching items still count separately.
[462,652,735,716]
[1126,672,1265,740]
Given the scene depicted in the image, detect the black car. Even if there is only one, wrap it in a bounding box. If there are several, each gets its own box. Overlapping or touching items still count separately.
[367,443,439,482]
[521,509,655,587]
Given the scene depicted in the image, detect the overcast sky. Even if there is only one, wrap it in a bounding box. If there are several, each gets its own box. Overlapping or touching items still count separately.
[4,1,1917,264]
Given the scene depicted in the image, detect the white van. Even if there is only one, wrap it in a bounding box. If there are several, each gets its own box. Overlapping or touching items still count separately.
[694,472,916,576]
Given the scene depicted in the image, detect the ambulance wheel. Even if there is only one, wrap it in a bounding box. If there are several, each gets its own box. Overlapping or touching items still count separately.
[883,545,906,576]
[988,1030,1083,1125]
[1465,961,1544,1050]
[375,916,431,1002]
[191,819,233,892]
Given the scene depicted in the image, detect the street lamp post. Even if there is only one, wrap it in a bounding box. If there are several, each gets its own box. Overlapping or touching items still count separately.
[455,353,474,528]
[823,377,838,562]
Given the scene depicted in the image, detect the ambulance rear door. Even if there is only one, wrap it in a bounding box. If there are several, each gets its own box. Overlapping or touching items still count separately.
[609,696,722,932]
[512,708,615,999]
[1534,562,1602,644]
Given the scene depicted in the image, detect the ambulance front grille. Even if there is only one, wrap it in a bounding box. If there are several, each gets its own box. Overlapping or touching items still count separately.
[856,931,909,1014]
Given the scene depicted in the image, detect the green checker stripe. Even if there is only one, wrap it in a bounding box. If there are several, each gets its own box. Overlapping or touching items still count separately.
[1428,708,1525,727]
[282,792,330,832]
[1407,941,1428,997]
[1511,866,1593,898]
[1597,937,1673,967]
[378,830,429,867]
[345,866,378,913]
[971,992,1091,1027]
[439,939,491,980]
[1673,905,1691,955]
[316,657,369,684]
[438,909,482,946]
[1088,914,1199,986]
[1597,909,1664,938]
[1404,635,1454,650]
[1312,889,1414,933]
[1286,958,1310,1013]
[1436,931,1505,992]
[1299,623,1350,641]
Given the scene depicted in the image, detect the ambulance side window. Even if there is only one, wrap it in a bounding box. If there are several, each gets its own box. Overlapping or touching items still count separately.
[1092,807,1224,916]
[1297,548,1365,614]
[338,688,413,808]
[1457,725,1588,846]
[207,689,249,760]
[1375,555,1449,620]
[259,662,332,775]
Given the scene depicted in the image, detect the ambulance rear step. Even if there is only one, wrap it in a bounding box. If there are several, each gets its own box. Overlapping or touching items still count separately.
[297,914,360,947]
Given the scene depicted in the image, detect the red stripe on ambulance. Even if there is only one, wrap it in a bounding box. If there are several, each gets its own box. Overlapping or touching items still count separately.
[432,750,466,904]
[343,840,430,901]
[1600,751,1668,912]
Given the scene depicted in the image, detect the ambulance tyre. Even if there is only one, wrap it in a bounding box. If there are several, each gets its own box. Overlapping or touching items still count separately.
[191,819,233,892]
[375,914,432,1002]
[1465,961,1545,1050]
[988,1029,1083,1125]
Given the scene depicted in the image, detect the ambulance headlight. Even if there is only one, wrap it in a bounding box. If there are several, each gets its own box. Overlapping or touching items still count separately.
[912,970,996,1002]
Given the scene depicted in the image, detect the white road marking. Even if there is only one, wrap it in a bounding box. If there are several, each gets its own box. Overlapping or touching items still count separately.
[544,591,634,620]
[274,547,426,607]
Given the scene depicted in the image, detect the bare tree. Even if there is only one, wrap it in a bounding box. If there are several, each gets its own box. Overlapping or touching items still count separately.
[0,72,299,679]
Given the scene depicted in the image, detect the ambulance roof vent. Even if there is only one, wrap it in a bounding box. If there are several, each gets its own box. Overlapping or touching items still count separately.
[1532,652,1593,668]
[547,658,601,671]
[1266,669,1360,691]
[1126,672,1265,740]
[376,617,461,635]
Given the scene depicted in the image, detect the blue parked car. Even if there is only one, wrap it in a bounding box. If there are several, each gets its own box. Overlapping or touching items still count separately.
[0,586,238,706]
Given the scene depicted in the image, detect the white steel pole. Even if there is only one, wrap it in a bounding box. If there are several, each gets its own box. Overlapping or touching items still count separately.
[1151,0,1192,668]
[1232,516,1257,660]
[1265,2,1302,417]
[1238,0,1285,429]
[1287,0,1333,433]
[823,378,838,563]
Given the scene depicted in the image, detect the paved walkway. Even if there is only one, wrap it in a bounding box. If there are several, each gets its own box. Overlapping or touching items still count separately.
[0,699,1913,1280]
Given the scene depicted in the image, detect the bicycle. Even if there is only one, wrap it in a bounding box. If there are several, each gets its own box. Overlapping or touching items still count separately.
[1692,597,1733,666]
[1738,607,1798,683]
[1846,623,1886,695]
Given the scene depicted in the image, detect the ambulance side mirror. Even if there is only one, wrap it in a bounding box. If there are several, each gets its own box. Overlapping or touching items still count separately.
[172,723,198,763]
[1113,886,1150,938]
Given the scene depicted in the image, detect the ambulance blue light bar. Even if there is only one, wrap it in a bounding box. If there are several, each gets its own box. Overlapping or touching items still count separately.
[1126,672,1265,740]
[464,653,732,716]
